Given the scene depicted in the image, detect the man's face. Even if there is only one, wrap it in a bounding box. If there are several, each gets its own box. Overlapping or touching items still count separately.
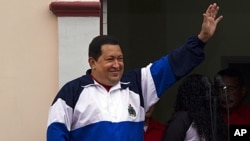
[218,76,245,110]
[89,44,124,86]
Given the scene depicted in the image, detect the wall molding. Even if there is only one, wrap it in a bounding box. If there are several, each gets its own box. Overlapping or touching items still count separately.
[49,1,101,17]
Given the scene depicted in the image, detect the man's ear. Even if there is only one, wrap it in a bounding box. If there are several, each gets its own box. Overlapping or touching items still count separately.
[240,85,248,98]
[88,57,96,69]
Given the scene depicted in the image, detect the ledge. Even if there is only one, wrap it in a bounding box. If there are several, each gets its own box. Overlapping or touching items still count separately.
[49,1,101,17]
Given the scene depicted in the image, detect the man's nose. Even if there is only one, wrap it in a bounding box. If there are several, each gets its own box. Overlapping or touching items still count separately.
[112,59,120,67]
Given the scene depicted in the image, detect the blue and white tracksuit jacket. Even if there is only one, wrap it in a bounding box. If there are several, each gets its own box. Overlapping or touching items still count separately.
[47,36,205,141]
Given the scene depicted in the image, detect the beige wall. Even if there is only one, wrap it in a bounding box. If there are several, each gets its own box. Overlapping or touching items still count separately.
[0,1,58,140]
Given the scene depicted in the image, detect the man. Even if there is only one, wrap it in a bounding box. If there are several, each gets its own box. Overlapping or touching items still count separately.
[47,3,223,141]
[214,68,250,125]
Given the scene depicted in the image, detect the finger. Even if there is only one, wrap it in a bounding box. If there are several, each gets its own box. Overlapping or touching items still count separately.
[203,13,208,23]
[215,15,223,24]
[205,4,213,15]
[213,4,220,18]
[205,4,216,18]
[210,3,218,18]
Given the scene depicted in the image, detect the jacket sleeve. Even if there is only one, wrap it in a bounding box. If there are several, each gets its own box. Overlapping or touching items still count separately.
[46,85,73,141]
[168,36,206,80]
[47,77,84,141]
[47,122,70,141]
[149,36,206,96]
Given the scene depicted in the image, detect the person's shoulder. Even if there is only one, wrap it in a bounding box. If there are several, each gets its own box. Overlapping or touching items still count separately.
[240,104,250,113]
[172,111,190,119]
[62,74,93,89]
[121,69,142,81]
[168,111,192,126]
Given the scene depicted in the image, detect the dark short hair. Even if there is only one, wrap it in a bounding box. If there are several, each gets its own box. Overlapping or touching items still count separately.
[215,68,245,86]
[88,35,121,60]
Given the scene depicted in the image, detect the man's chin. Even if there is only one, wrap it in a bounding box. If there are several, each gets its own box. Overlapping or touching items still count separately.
[109,77,121,85]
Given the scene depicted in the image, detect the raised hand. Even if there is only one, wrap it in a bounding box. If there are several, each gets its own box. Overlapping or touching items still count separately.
[198,3,223,42]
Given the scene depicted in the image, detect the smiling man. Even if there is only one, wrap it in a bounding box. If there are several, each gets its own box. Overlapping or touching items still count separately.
[47,3,223,141]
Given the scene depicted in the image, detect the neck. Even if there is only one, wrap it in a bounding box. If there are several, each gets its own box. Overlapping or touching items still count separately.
[91,74,111,92]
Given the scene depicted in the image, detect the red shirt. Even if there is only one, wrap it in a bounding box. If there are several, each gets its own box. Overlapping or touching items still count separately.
[223,104,250,125]
[144,118,166,141]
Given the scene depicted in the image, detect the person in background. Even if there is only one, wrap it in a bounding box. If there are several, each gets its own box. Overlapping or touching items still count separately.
[144,103,166,141]
[214,68,250,125]
[46,3,223,141]
[163,74,228,141]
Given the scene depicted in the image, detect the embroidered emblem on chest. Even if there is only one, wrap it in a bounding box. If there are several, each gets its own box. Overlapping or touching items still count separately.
[128,104,136,117]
